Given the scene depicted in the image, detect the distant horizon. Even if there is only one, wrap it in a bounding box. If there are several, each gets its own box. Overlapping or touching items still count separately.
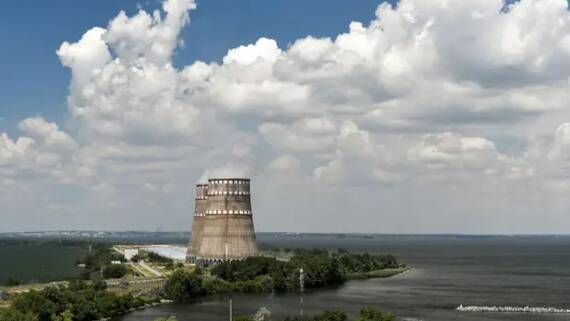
[3,230,570,237]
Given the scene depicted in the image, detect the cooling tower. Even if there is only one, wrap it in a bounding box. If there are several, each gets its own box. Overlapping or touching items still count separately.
[186,184,208,262]
[187,178,258,264]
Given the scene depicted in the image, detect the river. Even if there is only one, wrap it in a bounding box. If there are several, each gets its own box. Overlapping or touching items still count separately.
[116,234,570,321]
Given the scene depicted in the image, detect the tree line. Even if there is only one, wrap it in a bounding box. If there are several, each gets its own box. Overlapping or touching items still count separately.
[163,249,402,300]
[152,307,395,321]
[0,280,155,321]
[0,248,402,321]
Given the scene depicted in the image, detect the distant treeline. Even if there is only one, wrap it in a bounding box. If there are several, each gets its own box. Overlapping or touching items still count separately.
[0,280,155,321]
[0,239,92,247]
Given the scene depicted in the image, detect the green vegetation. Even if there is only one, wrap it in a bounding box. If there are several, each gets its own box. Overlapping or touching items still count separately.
[5,278,21,286]
[163,249,404,301]
[0,280,155,321]
[0,308,38,321]
[102,264,128,279]
[210,249,346,293]
[283,307,394,321]
[153,317,178,321]
[149,307,393,321]
[0,246,403,321]
[132,251,174,265]
[333,250,406,280]
[163,270,205,301]
[346,267,409,280]
[335,251,399,273]
[146,252,174,265]
[76,244,126,280]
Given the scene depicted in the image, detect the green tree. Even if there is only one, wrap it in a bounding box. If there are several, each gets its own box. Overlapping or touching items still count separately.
[5,277,21,286]
[147,252,174,264]
[102,264,128,279]
[12,290,59,321]
[0,308,38,321]
[9,282,144,321]
[202,277,232,294]
[314,310,347,321]
[354,307,394,321]
[163,270,204,302]
[153,317,178,321]
[283,309,347,321]
[50,310,73,321]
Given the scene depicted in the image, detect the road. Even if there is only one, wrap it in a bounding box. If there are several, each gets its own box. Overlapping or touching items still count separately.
[138,261,163,277]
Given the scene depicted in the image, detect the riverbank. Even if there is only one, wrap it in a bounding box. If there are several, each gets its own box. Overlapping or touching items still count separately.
[1,247,405,321]
[19,234,567,321]
[107,268,409,321]
[347,266,410,280]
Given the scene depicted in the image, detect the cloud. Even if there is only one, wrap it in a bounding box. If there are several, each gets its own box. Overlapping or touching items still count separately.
[223,38,282,65]
[314,121,400,186]
[3,0,570,233]
[259,117,337,153]
[0,134,34,166]
[18,117,77,152]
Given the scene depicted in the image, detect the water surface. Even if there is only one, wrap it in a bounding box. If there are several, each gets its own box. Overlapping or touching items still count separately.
[116,235,570,321]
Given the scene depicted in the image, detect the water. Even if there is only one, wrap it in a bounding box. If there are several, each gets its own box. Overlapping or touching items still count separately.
[115,235,570,321]
[0,243,87,284]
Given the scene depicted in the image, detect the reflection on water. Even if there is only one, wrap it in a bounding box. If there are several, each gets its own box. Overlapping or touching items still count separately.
[116,235,570,321]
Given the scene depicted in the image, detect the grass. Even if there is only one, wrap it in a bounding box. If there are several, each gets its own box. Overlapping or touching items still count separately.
[346,266,410,280]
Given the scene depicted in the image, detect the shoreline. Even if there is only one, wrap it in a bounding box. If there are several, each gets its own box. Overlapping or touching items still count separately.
[346,266,410,280]
[109,266,411,319]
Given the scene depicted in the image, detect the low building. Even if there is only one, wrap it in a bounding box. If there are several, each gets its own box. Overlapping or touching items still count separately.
[124,248,139,261]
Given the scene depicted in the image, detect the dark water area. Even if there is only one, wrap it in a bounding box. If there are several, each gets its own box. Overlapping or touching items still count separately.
[117,235,570,321]
[0,243,87,284]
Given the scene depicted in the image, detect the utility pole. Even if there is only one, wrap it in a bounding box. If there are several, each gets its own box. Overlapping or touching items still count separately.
[229,297,233,321]
[299,268,304,317]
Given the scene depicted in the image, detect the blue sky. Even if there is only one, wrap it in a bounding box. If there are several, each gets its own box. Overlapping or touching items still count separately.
[0,0,388,135]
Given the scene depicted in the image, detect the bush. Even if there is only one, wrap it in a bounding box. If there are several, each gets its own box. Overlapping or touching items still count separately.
[77,245,125,279]
[335,252,399,274]
[284,307,391,321]
[232,280,262,293]
[163,270,204,302]
[211,251,346,293]
[202,277,232,294]
[315,310,348,321]
[147,252,174,264]
[284,310,347,321]
[102,264,128,279]
[166,249,400,297]
[354,307,394,321]
[255,275,275,293]
[9,283,143,321]
[0,308,38,321]
[5,277,21,286]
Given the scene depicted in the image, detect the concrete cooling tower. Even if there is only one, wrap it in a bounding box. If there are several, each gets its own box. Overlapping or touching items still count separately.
[186,184,208,260]
[186,178,258,264]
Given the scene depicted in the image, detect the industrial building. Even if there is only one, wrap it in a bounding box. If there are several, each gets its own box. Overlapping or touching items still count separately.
[186,178,258,264]
[114,245,187,262]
